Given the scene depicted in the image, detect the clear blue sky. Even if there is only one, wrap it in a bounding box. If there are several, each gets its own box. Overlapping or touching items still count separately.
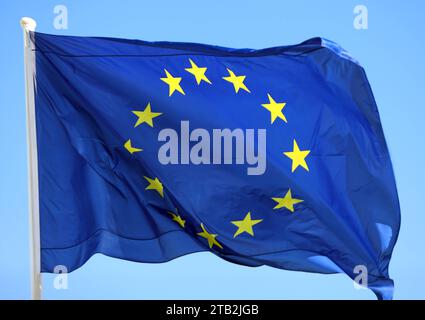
[0,0,423,299]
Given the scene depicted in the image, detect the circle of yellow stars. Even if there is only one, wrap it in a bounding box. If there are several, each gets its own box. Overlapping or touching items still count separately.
[123,58,311,251]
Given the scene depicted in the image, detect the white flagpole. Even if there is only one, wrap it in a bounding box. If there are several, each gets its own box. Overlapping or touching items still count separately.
[20,17,42,300]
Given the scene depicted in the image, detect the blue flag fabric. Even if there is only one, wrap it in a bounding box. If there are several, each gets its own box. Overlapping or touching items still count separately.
[32,32,400,299]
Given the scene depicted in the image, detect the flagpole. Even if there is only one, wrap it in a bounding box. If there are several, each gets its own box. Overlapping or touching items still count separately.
[21,17,42,300]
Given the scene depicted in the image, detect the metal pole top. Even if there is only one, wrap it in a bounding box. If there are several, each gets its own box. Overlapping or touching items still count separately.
[20,17,37,31]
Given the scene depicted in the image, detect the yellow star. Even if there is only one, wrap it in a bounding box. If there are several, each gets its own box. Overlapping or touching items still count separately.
[272,189,303,212]
[132,103,162,128]
[168,210,186,228]
[283,139,311,172]
[231,212,263,238]
[144,176,164,198]
[197,223,223,249]
[222,68,250,93]
[160,69,185,96]
[124,139,143,154]
[261,93,287,124]
[185,59,212,85]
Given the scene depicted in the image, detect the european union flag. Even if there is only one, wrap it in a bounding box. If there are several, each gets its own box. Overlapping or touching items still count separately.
[33,32,400,299]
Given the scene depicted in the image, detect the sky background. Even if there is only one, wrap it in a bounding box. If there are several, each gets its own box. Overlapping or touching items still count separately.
[0,0,424,299]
